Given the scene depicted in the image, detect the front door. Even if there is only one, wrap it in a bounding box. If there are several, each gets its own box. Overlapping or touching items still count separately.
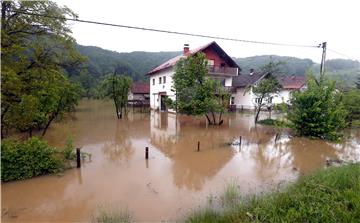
[160,95,167,111]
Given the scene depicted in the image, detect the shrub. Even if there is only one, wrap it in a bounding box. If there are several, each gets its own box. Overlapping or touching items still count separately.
[63,136,76,160]
[288,76,347,140]
[1,137,64,181]
[342,89,360,125]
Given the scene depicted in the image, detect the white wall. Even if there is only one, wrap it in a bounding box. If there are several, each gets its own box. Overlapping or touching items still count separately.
[272,90,291,104]
[232,88,300,110]
[232,88,255,110]
[149,68,176,110]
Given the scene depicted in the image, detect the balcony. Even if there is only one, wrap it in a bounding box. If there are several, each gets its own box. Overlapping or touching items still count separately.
[207,65,238,76]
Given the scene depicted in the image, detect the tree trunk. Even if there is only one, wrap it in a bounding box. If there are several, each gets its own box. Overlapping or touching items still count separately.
[211,111,216,124]
[29,128,32,137]
[41,114,56,137]
[218,112,223,125]
[205,114,211,124]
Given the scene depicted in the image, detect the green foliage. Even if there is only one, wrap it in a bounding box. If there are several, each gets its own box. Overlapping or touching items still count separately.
[1,137,64,182]
[257,118,290,128]
[101,73,132,119]
[171,53,230,125]
[288,75,347,140]
[63,136,76,160]
[1,0,83,138]
[342,89,360,124]
[186,164,360,223]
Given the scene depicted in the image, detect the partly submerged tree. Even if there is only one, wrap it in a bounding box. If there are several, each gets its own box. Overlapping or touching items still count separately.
[101,70,132,119]
[1,0,84,138]
[170,53,229,125]
[251,60,282,123]
[252,77,281,123]
[288,73,347,140]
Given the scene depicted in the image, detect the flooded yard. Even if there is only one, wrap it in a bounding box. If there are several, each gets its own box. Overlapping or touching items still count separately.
[2,100,360,222]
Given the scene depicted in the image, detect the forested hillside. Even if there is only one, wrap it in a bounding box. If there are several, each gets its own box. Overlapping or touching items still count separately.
[72,44,360,96]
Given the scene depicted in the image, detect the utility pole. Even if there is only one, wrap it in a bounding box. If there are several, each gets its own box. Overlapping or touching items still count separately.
[319,42,327,81]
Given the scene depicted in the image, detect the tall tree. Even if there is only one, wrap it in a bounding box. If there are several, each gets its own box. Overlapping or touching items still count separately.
[101,70,132,119]
[171,53,229,125]
[1,0,84,138]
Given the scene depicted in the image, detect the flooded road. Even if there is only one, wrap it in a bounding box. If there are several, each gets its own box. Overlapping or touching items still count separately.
[2,100,360,222]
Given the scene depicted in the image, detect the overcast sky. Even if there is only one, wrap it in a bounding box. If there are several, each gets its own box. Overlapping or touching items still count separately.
[55,0,360,63]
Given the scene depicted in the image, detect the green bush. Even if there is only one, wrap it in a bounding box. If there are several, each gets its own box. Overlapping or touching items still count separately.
[63,136,76,160]
[342,89,360,125]
[1,137,64,182]
[288,76,347,140]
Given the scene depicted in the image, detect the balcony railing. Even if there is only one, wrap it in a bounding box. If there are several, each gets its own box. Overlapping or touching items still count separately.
[207,65,238,76]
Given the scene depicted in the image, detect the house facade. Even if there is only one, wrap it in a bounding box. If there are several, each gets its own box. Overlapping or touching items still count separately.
[231,72,305,110]
[146,42,240,111]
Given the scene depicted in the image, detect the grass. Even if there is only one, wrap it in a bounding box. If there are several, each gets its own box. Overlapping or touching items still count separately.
[92,206,132,223]
[257,118,290,128]
[186,164,360,223]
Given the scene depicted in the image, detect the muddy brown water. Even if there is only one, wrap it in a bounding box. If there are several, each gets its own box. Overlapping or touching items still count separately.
[2,100,360,222]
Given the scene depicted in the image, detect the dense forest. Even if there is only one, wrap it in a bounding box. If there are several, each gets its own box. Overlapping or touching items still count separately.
[70,44,360,96]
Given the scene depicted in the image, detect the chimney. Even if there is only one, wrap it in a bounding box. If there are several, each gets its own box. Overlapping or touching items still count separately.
[249,68,254,75]
[183,44,190,56]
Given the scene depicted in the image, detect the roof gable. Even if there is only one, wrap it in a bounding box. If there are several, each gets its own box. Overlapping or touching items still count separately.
[146,41,240,75]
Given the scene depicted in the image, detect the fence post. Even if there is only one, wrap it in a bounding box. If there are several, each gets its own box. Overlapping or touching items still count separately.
[145,147,149,159]
[76,148,81,168]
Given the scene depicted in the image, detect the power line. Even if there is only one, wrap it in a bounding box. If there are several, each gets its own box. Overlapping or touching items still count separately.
[327,48,360,62]
[11,10,319,49]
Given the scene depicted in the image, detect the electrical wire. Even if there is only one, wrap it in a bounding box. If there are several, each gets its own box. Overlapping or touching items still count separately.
[11,10,320,49]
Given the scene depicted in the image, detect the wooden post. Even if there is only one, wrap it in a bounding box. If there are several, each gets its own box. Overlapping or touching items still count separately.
[197,141,200,152]
[145,147,149,159]
[76,148,81,168]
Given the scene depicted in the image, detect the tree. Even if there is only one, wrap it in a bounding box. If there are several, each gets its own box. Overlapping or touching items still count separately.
[288,74,347,140]
[171,53,229,125]
[101,71,132,119]
[342,89,360,125]
[251,60,282,123]
[356,76,360,89]
[252,77,281,123]
[1,0,84,138]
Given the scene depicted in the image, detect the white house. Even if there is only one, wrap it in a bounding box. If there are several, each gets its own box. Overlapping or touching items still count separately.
[146,42,241,111]
[231,71,306,110]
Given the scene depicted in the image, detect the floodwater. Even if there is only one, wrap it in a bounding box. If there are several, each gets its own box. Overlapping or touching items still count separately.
[2,100,360,222]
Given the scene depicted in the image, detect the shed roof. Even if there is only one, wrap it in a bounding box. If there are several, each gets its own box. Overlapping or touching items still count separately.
[131,82,150,94]
[277,76,306,89]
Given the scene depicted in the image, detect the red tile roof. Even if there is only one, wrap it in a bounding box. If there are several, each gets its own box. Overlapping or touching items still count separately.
[146,41,239,75]
[277,76,305,89]
[131,82,150,94]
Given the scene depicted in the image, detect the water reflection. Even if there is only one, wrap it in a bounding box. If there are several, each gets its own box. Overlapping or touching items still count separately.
[2,100,359,222]
[150,111,235,190]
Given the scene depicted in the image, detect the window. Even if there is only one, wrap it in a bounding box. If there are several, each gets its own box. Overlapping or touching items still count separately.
[152,78,155,85]
[207,59,215,66]
[159,77,162,84]
[163,76,166,84]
